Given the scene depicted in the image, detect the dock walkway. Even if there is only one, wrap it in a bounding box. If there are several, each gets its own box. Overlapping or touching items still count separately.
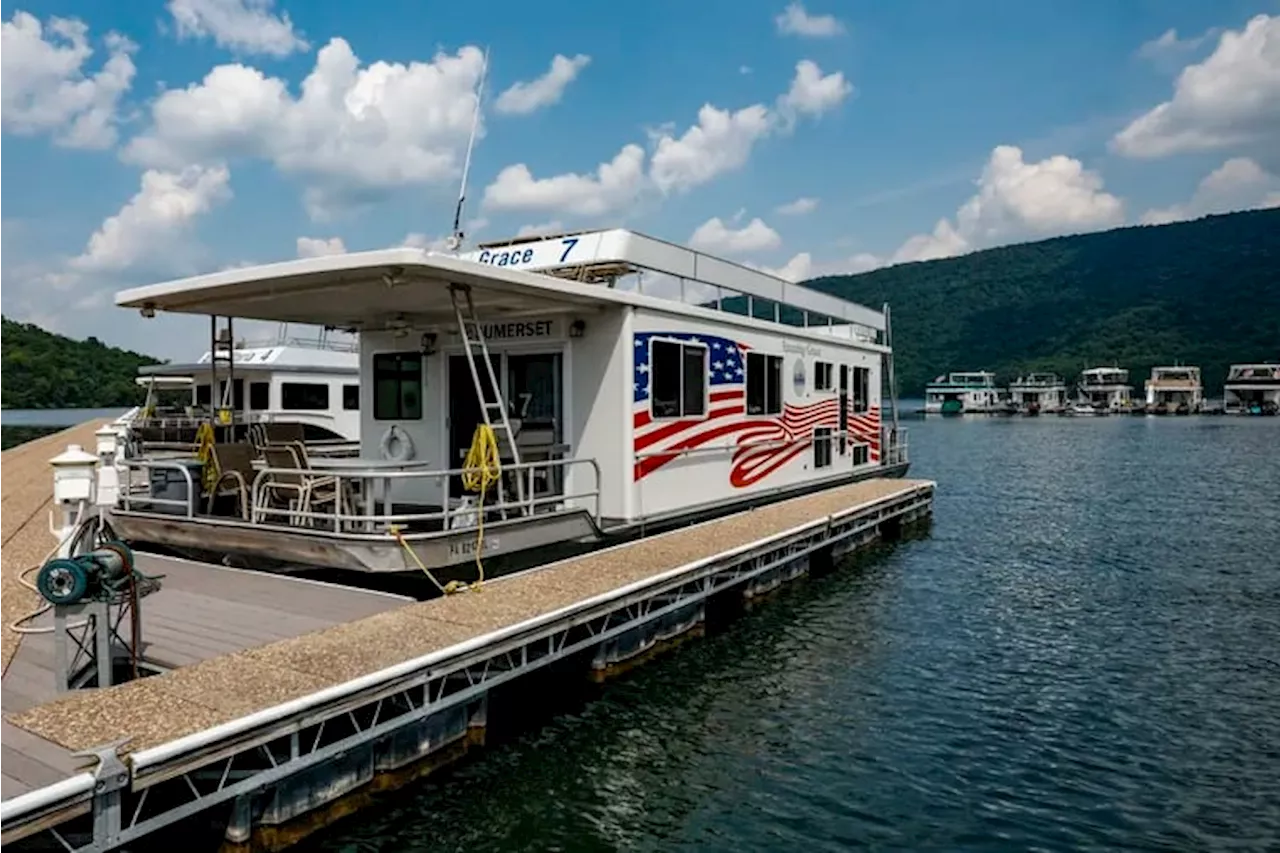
[1,556,412,800]
[2,421,110,672]
[2,475,933,850]
[8,478,925,755]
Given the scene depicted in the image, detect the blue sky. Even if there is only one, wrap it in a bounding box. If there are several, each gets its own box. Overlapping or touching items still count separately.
[3,0,1278,357]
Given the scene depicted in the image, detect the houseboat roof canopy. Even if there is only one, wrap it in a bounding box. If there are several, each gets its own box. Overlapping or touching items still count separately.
[114,229,886,342]
[138,344,359,378]
[929,371,996,385]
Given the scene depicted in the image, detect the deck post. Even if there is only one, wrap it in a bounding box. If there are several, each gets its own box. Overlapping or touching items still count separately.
[76,741,129,850]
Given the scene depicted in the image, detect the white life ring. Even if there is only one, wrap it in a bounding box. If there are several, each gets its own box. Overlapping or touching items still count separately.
[379,425,415,462]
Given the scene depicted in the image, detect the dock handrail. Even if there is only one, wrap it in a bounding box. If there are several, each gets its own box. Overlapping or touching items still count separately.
[127,481,933,777]
[0,772,95,825]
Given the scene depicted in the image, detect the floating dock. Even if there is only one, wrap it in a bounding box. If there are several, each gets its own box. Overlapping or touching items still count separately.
[1,476,934,852]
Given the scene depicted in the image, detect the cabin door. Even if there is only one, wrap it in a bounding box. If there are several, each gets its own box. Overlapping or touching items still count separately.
[448,354,502,498]
[839,365,849,456]
[506,352,564,496]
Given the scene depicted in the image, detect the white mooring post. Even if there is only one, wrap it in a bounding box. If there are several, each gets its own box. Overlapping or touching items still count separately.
[49,444,98,558]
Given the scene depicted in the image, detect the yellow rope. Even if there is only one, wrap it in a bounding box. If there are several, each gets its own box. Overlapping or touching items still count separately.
[195,422,218,494]
[459,423,502,590]
[388,423,500,595]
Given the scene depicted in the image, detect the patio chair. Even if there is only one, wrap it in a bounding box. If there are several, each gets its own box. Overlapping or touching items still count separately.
[206,442,258,520]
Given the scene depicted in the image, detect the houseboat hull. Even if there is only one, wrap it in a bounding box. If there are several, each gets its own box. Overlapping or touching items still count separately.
[106,461,909,575]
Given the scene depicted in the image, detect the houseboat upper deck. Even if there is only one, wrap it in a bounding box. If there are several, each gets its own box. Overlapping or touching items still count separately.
[1143,365,1203,414]
[107,229,906,578]
[1077,367,1133,412]
[1008,373,1068,414]
[127,329,361,449]
[1223,362,1280,415]
[924,371,999,414]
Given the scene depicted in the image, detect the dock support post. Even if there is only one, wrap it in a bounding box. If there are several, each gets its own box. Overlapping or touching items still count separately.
[94,600,112,689]
[53,607,70,693]
[74,740,130,851]
[225,794,253,845]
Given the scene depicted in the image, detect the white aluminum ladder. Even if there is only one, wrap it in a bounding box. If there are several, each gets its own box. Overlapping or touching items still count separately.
[449,284,528,514]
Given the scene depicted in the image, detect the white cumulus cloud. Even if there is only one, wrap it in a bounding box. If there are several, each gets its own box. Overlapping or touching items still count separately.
[1,11,136,149]
[124,38,487,219]
[516,220,565,237]
[495,54,590,115]
[776,197,819,215]
[480,58,853,214]
[296,236,346,257]
[1140,157,1280,225]
[775,2,844,37]
[483,143,646,215]
[778,60,853,120]
[890,145,1124,263]
[167,0,307,57]
[689,217,782,254]
[69,166,232,275]
[650,104,773,193]
[1113,14,1280,158]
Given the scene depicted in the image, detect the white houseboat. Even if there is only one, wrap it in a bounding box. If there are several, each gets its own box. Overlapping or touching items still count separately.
[1076,367,1133,412]
[126,327,361,450]
[924,371,999,414]
[1008,373,1068,414]
[103,228,907,578]
[1143,365,1203,414]
[1223,363,1280,415]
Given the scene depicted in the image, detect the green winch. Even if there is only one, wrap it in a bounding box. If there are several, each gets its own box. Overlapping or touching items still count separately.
[36,541,142,606]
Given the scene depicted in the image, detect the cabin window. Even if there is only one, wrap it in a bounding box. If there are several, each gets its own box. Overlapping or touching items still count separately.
[248,382,270,410]
[853,444,869,466]
[342,384,360,411]
[814,361,834,392]
[746,352,783,415]
[195,383,211,407]
[373,352,423,420]
[813,427,833,469]
[281,382,330,411]
[853,367,871,414]
[650,339,706,419]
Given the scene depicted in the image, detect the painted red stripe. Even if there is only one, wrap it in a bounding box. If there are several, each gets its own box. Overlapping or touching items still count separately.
[633,390,744,430]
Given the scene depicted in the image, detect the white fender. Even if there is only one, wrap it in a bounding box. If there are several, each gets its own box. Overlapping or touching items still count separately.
[379,425,415,462]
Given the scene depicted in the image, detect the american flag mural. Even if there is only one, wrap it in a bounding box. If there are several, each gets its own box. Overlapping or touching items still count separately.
[633,331,881,487]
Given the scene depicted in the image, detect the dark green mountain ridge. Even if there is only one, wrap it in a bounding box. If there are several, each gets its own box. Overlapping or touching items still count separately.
[803,208,1280,395]
[2,317,161,409]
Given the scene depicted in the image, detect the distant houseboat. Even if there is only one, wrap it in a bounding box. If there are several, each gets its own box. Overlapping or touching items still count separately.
[1077,367,1133,412]
[1008,373,1068,414]
[924,371,999,414]
[1144,365,1203,414]
[1223,363,1280,415]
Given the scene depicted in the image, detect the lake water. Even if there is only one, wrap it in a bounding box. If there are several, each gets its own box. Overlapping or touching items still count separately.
[0,407,129,427]
[303,410,1280,852]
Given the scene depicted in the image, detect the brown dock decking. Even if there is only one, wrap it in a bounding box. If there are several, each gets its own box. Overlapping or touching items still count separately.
[2,421,112,673]
[5,477,928,781]
[0,555,412,800]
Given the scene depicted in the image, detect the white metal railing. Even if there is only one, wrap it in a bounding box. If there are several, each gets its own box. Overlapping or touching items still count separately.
[116,456,602,534]
[118,459,200,517]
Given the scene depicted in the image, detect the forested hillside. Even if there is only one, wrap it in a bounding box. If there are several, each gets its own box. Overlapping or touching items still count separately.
[1,318,161,408]
[805,208,1280,394]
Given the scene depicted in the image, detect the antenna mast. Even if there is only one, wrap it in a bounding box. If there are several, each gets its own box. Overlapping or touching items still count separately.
[448,46,489,252]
